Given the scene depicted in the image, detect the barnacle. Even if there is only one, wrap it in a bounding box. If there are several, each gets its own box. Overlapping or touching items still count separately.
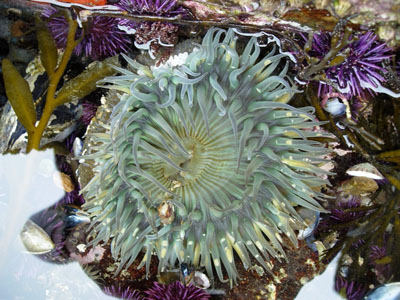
[82,28,330,285]
[115,0,186,58]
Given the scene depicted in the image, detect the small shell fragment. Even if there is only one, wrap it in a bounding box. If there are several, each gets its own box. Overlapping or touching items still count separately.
[346,163,384,180]
[53,171,75,193]
[158,200,175,225]
[73,137,84,157]
[20,220,55,254]
[193,271,210,289]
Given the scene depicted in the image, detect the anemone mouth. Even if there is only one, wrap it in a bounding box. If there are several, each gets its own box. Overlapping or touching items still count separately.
[138,101,239,213]
[82,27,331,285]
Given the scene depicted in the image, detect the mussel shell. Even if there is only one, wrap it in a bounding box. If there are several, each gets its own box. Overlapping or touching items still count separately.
[62,204,90,229]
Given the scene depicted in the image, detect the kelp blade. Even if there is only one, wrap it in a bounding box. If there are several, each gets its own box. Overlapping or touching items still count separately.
[36,18,58,78]
[2,58,36,132]
[54,57,117,107]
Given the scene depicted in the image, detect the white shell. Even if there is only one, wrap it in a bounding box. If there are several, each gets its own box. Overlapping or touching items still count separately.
[193,271,210,289]
[73,137,84,157]
[323,98,346,116]
[20,220,55,254]
[346,163,384,180]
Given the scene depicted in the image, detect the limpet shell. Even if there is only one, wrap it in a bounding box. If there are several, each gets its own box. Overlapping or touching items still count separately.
[20,220,55,254]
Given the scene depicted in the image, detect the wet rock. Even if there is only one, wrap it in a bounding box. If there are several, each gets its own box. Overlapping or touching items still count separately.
[0,100,80,154]
[77,90,121,188]
[338,177,379,196]
[8,43,36,65]
[214,239,325,300]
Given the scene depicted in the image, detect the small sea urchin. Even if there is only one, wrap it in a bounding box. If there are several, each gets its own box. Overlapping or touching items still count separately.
[103,284,143,300]
[43,7,131,60]
[144,281,209,300]
[82,28,330,284]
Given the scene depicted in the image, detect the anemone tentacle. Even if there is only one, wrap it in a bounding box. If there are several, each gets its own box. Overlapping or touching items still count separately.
[82,28,331,285]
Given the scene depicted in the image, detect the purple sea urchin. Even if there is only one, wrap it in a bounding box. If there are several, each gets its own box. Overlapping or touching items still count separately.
[116,0,186,17]
[310,31,392,98]
[80,100,99,126]
[81,28,330,285]
[103,284,143,300]
[369,245,391,283]
[335,275,366,300]
[42,7,131,60]
[144,281,209,300]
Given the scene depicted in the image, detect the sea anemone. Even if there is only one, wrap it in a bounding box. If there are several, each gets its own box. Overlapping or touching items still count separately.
[42,7,131,60]
[144,281,209,300]
[81,28,330,284]
[103,284,143,300]
[309,31,392,98]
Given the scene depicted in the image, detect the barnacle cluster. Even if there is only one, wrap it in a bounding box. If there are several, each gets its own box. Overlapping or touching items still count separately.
[116,0,187,58]
[81,27,330,284]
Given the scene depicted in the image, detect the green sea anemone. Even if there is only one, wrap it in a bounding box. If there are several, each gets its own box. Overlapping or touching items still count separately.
[81,28,330,285]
